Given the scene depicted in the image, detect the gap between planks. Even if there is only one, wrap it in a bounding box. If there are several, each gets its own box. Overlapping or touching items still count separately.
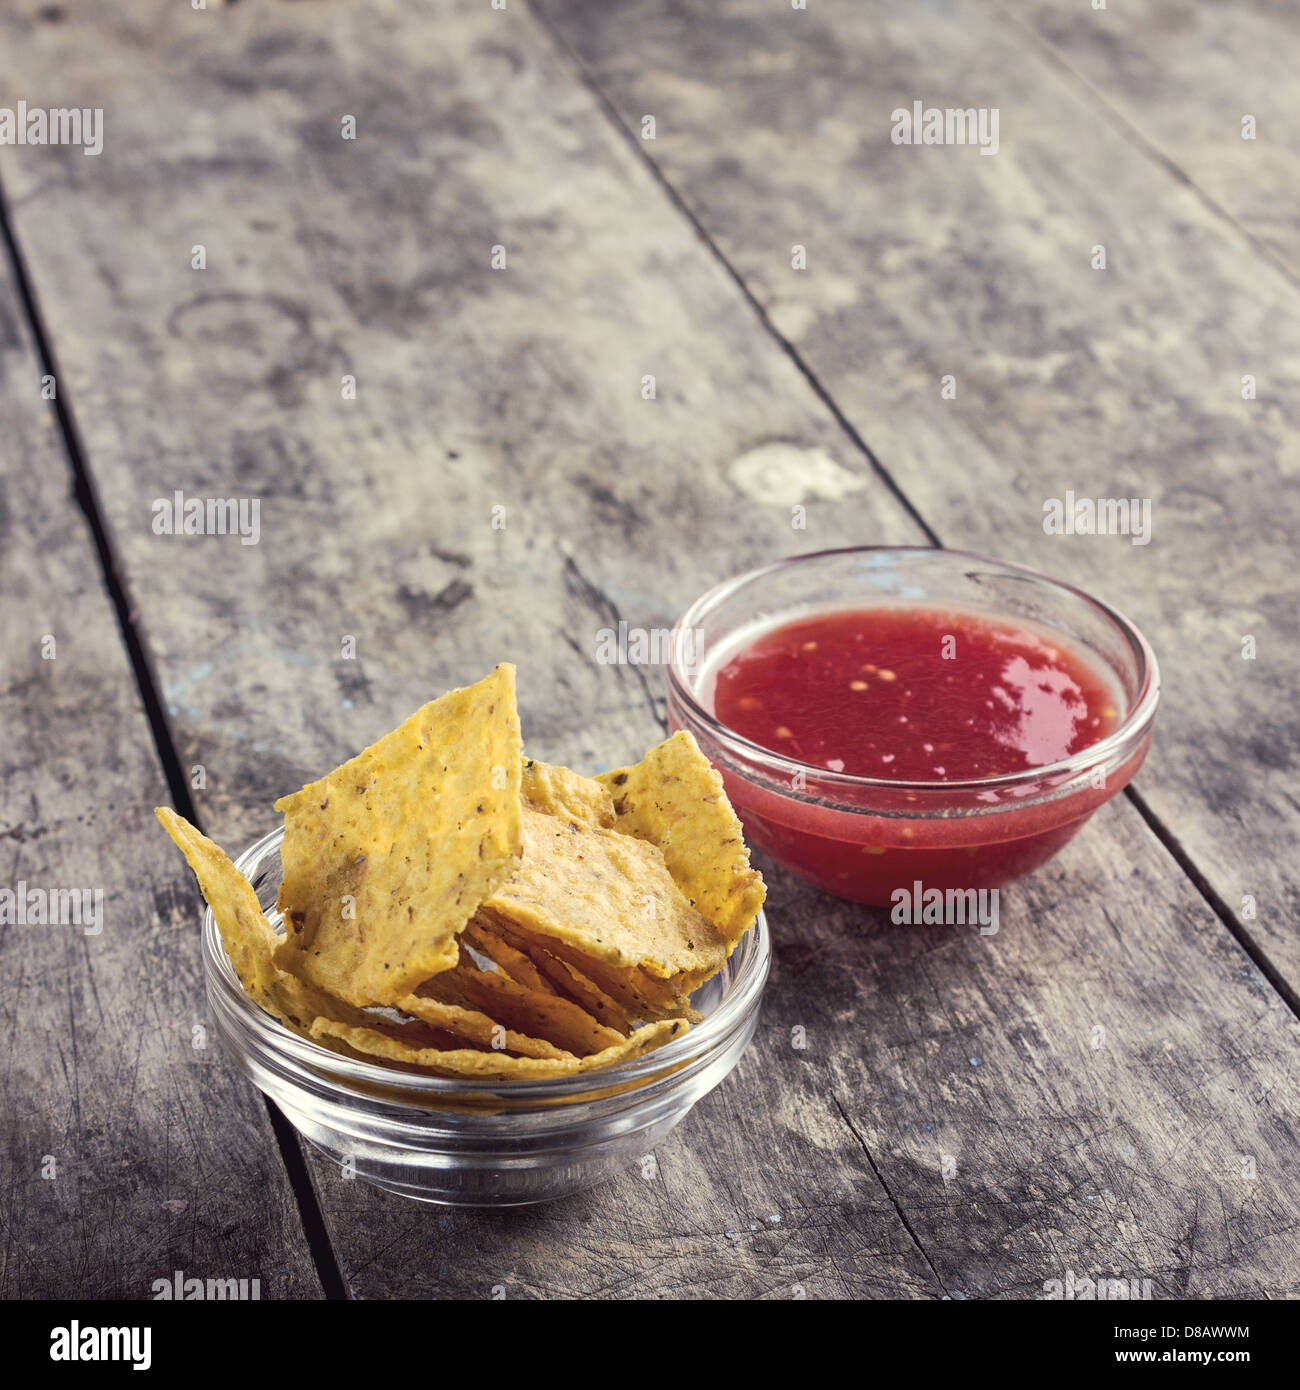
[983,0,1300,301]
[0,172,353,1304]
[526,1,943,551]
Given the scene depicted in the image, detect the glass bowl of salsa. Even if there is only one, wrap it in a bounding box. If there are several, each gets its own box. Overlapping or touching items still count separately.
[667,547,1159,906]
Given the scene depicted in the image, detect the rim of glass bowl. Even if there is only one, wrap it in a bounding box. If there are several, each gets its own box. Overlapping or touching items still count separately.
[667,545,1160,801]
[202,826,771,1104]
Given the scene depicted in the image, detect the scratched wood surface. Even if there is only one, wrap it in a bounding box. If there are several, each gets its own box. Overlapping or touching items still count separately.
[0,262,322,1298]
[1,0,1298,1299]
[1013,0,1300,279]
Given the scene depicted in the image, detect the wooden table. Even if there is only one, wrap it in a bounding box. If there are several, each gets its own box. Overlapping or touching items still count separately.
[3,0,1298,1300]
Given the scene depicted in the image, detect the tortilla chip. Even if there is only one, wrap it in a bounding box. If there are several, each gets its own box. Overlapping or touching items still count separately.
[492,915,702,1023]
[578,1019,690,1072]
[311,1016,687,1078]
[444,972,623,1055]
[521,758,616,827]
[597,730,765,948]
[155,807,386,1037]
[461,915,557,996]
[476,910,639,1032]
[532,954,633,1032]
[418,952,626,1056]
[484,804,727,979]
[157,808,281,999]
[273,665,523,1005]
[309,1019,584,1078]
[390,992,570,1060]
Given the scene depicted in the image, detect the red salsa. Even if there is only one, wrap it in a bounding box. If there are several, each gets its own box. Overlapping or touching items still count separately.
[714,607,1119,781]
[702,607,1133,905]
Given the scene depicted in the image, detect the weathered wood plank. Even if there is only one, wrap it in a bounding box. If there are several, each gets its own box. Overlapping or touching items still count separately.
[820,796,1300,1299]
[5,0,1299,1297]
[1010,0,1300,278]
[539,0,1300,997]
[0,258,323,1296]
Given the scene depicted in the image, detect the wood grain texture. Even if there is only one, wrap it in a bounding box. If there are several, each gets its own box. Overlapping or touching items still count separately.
[2,0,1298,1298]
[1010,0,1300,278]
[538,0,1300,997]
[0,267,322,1297]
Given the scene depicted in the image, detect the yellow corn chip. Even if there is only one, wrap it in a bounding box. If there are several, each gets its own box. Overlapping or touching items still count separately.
[310,1019,583,1078]
[484,804,727,979]
[156,807,381,1036]
[462,915,557,996]
[157,807,280,1000]
[390,992,571,1061]
[578,1018,690,1071]
[418,952,626,1056]
[597,730,765,948]
[312,1016,688,1078]
[477,910,639,1032]
[492,914,701,1023]
[521,758,616,827]
[273,665,523,1005]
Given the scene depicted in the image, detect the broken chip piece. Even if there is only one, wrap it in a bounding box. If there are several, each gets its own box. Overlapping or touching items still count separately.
[484,804,729,979]
[273,664,523,1005]
[156,807,387,1036]
[597,730,766,949]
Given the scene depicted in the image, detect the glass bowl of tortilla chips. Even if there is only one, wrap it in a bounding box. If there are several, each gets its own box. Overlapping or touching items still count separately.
[163,666,770,1205]
[203,826,770,1205]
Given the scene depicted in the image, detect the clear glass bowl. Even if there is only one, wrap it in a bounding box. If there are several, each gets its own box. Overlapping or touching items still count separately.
[667,547,1160,906]
[203,828,770,1206]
